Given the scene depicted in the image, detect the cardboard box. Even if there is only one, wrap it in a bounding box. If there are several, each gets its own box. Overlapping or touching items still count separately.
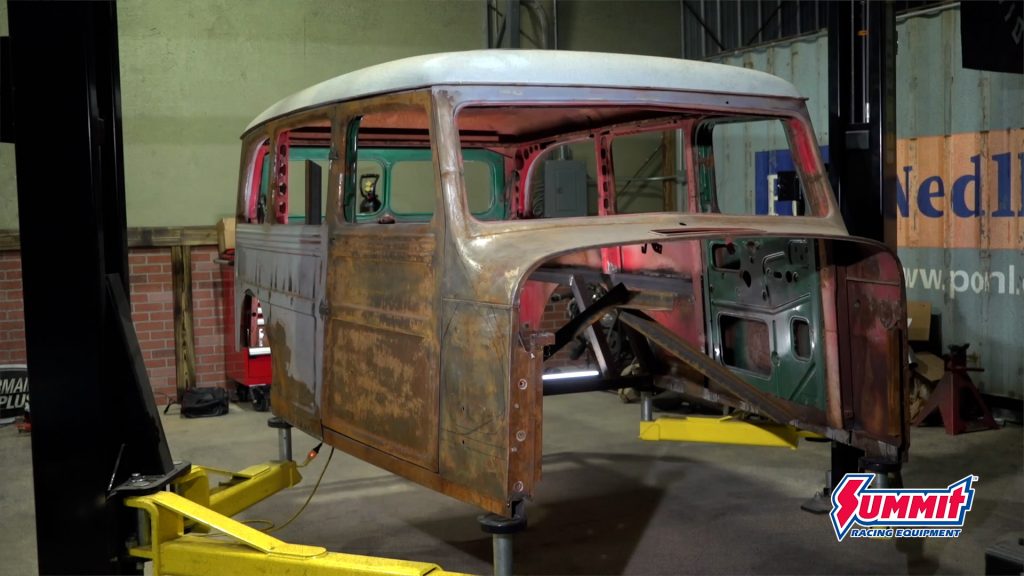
[907,300,932,342]
[913,352,946,383]
[217,217,236,256]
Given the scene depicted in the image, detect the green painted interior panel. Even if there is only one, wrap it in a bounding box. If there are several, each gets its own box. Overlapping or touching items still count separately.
[704,237,826,410]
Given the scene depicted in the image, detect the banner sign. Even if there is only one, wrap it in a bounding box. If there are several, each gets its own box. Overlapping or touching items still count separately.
[756,129,1024,250]
[0,364,29,419]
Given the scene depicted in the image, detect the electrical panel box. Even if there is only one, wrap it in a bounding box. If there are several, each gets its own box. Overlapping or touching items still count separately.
[544,159,588,218]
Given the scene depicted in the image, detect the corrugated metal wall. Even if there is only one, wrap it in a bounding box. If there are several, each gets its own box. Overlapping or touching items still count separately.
[710,4,1024,399]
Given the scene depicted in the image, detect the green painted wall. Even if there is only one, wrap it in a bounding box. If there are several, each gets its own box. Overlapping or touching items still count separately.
[0,0,694,229]
[0,0,484,229]
[117,0,484,227]
[0,1,15,230]
[556,0,680,57]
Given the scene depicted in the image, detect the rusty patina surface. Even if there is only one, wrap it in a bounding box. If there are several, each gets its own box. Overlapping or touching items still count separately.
[231,51,909,516]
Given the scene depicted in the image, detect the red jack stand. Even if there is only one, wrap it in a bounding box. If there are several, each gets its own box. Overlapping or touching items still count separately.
[912,344,999,435]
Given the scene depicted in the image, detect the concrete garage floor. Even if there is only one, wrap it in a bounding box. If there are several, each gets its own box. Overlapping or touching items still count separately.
[1,392,1021,575]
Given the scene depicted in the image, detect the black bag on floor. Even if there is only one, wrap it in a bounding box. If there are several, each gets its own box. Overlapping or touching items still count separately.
[180,387,229,418]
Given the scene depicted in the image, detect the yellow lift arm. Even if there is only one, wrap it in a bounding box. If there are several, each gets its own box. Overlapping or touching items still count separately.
[125,461,463,576]
[639,414,817,449]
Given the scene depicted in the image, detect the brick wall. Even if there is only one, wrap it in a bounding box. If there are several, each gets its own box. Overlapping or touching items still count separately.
[128,248,176,401]
[190,247,227,390]
[1,246,228,404]
[539,287,591,372]
[2,247,586,397]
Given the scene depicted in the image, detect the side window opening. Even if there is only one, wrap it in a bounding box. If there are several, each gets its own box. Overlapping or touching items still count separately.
[612,130,687,214]
[257,122,331,225]
[243,139,270,223]
[342,105,504,224]
[286,148,329,224]
[698,117,806,216]
[528,140,598,218]
[344,104,438,224]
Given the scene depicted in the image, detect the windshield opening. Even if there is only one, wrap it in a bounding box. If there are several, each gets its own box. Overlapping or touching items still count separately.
[453,104,827,222]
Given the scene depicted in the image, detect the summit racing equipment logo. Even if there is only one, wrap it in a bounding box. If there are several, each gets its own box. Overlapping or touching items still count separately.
[830,474,977,541]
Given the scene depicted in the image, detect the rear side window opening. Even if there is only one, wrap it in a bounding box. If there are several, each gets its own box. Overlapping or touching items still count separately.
[346,148,503,223]
[342,107,505,224]
[241,122,333,225]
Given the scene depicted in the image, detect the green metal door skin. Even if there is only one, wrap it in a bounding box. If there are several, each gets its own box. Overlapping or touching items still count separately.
[704,238,826,410]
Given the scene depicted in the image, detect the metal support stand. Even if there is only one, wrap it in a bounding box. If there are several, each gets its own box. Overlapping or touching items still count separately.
[640,392,654,422]
[828,0,898,249]
[912,344,999,435]
[801,441,864,514]
[860,456,903,489]
[268,417,293,461]
[478,503,527,576]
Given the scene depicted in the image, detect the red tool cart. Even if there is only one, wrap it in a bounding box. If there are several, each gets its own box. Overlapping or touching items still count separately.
[219,257,272,411]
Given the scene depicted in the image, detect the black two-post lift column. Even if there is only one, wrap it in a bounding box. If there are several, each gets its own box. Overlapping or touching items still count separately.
[8,1,177,574]
[829,0,898,247]
[826,0,899,490]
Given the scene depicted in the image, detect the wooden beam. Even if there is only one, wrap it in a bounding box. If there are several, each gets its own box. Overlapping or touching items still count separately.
[0,225,218,252]
[170,245,196,401]
[0,230,20,251]
[128,226,218,248]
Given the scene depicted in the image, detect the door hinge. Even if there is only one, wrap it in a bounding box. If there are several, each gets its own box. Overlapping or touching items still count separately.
[318,300,330,318]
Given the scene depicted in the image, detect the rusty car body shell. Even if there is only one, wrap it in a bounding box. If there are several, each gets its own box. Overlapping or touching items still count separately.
[232,51,910,515]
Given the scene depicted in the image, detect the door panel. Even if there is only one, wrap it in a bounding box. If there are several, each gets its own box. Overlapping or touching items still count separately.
[705,237,826,409]
[322,227,440,472]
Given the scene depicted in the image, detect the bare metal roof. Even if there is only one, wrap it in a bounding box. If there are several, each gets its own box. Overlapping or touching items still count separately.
[245,50,803,132]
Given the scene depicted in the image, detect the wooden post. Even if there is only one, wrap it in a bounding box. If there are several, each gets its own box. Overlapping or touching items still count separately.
[171,245,196,401]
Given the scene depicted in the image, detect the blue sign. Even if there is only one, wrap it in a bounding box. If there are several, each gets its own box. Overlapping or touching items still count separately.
[754,146,830,216]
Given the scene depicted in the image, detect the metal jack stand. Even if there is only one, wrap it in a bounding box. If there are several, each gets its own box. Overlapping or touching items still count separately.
[801,448,903,514]
[912,344,999,435]
[801,442,864,514]
[268,417,293,461]
[640,391,654,422]
[478,502,527,576]
[860,457,903,489]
